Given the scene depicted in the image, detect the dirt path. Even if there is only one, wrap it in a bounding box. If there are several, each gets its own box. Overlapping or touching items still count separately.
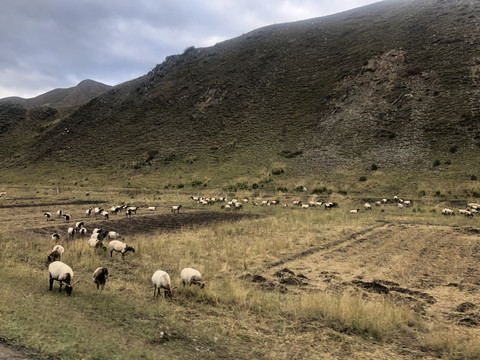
[0,338,44,360]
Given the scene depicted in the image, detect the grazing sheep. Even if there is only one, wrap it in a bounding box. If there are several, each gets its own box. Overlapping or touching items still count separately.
[324,202,334,210]
[88,237,107,251]
[459,209,474,217]
[48,261,78,296]
[171,205,182,214]
[67,227,76,239]
[78,227,88,236]
[180,268,205,288]
[152,270,174,298]
[93,207,103,216]
[92,267,109,290]
[44,212,52,221]
[125,209,133,217]
[90,229,108,242]
[107,231,121,240]
[301,204,310,209]
[51,233,60,241]
[442,208,455,216]
[397,203,405,209]
[85,207,92,217]
[234,202,243,210]
[101,210,109,220]
[48,245,64,262]
[381,198,388,204]
[109,206,121,215]
[350,209,360,214]
[108,240,135,260]
[126,206,138,215]
[56,210,63,218]
[147,206,156,211]
[63,214,71,222]
[364,203,372,210]
[75,222,84,231]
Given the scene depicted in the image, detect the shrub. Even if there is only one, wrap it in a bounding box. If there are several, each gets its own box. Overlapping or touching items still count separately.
[371,163,378,171]
[449,146,458,154]
[338,190,348,195]
[359,176,367,182]
[433,159,441,167]
[471,175,478,181]
[295,186,307,192]
[276,187,288,193]
[418,190,426,197]
[271,168,285,175]
[312,187,328,194]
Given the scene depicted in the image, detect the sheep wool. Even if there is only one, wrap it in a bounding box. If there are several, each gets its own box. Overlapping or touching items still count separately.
[48,261,75,296]
[152,270,173,298]
[180,268,205,288]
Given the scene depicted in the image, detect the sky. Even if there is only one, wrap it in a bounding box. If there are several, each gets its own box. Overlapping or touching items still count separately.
[0,0,381,99]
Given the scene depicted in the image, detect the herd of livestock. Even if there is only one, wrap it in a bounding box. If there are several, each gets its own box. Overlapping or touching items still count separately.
[42,194,478,298]
[44,204,202,298]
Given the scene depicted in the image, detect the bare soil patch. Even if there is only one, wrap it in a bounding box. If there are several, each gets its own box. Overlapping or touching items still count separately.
[31,211,261,238]
[248,222,480,332]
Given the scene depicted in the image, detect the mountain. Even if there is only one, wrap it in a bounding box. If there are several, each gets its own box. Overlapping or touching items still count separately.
[1,0,480,186]
[0,79,112,109]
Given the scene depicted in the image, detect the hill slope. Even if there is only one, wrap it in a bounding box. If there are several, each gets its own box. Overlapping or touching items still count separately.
[0,79,112,109]
[2,0,480,185]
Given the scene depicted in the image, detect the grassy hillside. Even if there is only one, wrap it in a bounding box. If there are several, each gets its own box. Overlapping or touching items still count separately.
[1,0,480,189]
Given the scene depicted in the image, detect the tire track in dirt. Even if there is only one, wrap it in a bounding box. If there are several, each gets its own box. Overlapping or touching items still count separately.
[265,221,391,269]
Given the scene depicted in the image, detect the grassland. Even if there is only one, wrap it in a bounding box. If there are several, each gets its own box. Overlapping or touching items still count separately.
[0,183,479,359]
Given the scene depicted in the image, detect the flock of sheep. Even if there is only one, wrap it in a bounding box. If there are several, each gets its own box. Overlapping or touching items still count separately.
[44,194,478,298]
[45,204,203,298]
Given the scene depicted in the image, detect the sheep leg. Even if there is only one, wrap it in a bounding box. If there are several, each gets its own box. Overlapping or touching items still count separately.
[49,276,54,291]
[59,282,63,292]
[110,250,113,257]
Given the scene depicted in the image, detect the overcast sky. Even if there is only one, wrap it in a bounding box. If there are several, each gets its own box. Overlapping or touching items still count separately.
[1,0,381,99]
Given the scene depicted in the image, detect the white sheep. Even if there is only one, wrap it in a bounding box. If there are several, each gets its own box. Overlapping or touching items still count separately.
[56,210,63,218]
[75,222,84,231]
[78,227,88,236]
[44,212,52,221]
[51,233,60,241]
[126,206,138,215]
[67,227,76,239]
[85,207,92,217]
[147,206,156,211]
[107,231,121,240]
[364,203,372,210]
[152,270,174,298]
[48,261,78,296]
[88,237,107,250]
[48,245,64,262]
[350,209,360,214]
[92,267,109,290]
[180,268,205,288]
[101,210,109,220]
[171,205,182,214]
[108,240,135,260]
[63,214,71,222]
[442,208,455,216]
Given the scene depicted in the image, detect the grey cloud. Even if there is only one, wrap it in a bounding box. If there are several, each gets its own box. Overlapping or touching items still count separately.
[0,0,380,98]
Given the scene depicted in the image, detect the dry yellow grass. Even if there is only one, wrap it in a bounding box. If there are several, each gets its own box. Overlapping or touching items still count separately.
[0,185,479,359]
